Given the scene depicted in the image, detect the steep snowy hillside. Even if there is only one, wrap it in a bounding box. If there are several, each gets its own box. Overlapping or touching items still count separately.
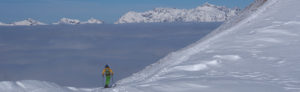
[113,0,300,92]
[11,18,46,26]
[115,3,240,24]
[81,18,104,24]
[53,18,81,25]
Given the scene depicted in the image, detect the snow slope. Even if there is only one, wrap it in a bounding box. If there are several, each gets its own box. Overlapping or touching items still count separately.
[115,3,240,24]
[1,0,300,92]
[113,0,300,91]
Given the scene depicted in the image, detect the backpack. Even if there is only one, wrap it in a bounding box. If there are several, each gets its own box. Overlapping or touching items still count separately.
[105,68,111,76]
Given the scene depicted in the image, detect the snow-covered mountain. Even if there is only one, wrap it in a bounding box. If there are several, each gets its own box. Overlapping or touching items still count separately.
[53,18,81,25]
[1,0,300,92]
[81,18,104,24]
[53,18,104,25]
[1,18,104,26]
[10,18,46,26]
[0,19,46,26]
[115,3,240,24]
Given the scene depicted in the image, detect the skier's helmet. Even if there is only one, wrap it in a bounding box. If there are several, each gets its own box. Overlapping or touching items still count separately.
[105,64,109,68]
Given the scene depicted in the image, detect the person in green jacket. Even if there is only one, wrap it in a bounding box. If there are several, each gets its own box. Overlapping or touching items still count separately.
[102,64,114,88]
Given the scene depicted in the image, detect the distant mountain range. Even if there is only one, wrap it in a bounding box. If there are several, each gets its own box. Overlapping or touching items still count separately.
[115,3,240,24]
[0,3,240,26]
[0,18,104,26]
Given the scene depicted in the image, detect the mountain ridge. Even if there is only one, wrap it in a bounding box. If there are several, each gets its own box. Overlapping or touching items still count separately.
[115,3,240,24]
[0,18,104,26]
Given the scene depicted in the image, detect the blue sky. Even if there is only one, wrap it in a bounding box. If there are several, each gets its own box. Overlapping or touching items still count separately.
[0,0,254,23]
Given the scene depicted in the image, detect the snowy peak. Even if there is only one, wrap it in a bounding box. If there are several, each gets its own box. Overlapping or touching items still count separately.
[53,18,81,25]
[115,3,240,24]
[12,18,46,26]
[81,18,104,24]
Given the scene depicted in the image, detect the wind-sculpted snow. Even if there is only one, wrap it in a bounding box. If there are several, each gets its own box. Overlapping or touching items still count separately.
[116,3,240,24]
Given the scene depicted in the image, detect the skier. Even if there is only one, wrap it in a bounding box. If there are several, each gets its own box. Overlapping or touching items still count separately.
[102,64,114,88]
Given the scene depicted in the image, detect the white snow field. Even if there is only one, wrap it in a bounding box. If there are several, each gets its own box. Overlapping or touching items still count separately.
[1,0,300,92]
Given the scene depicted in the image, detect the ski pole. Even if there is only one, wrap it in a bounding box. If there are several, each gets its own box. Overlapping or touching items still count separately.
[112,75,115,87]
[103,75,105,87]
[112,75,114,83]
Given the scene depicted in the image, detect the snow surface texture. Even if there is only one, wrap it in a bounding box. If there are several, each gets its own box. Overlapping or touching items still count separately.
[53,18,104,25]
[1,0,300,92]
[115,3,240,24]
